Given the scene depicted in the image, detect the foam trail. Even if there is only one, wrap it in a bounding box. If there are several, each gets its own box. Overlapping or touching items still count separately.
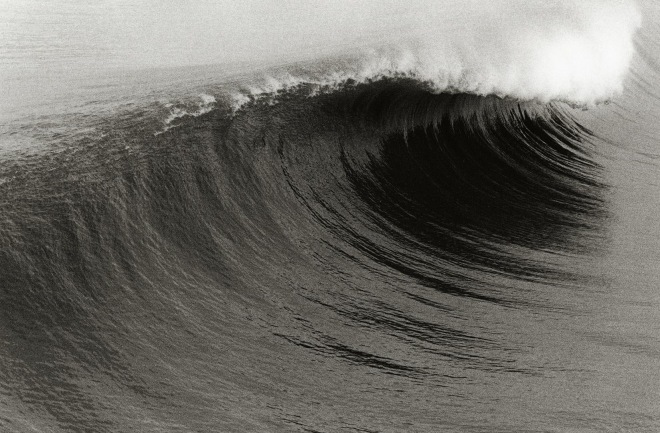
[150,94,218,135]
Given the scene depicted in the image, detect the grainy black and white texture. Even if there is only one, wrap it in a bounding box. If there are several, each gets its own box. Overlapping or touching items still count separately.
[1,1,659,432]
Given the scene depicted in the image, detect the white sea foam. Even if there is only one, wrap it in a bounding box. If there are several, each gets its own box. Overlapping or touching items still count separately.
[164,94,217,125]
[154,94,218,135]
[228,0,641,106]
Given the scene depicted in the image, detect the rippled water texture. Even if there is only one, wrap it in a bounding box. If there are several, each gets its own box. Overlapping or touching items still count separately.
[1,1,659,432]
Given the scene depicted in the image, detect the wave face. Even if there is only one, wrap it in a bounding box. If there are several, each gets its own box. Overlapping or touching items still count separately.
[2,2,660,433]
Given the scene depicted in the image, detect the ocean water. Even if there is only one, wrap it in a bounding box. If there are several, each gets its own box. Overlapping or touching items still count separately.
[1,1,659,432]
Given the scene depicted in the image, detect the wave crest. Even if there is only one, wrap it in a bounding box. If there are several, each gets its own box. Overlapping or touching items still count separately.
[231,0,641,108]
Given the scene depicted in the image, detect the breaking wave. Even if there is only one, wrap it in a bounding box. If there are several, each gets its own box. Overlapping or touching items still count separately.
[213,0,642,108]
[0,0,656,432]
[0,76,610,431]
